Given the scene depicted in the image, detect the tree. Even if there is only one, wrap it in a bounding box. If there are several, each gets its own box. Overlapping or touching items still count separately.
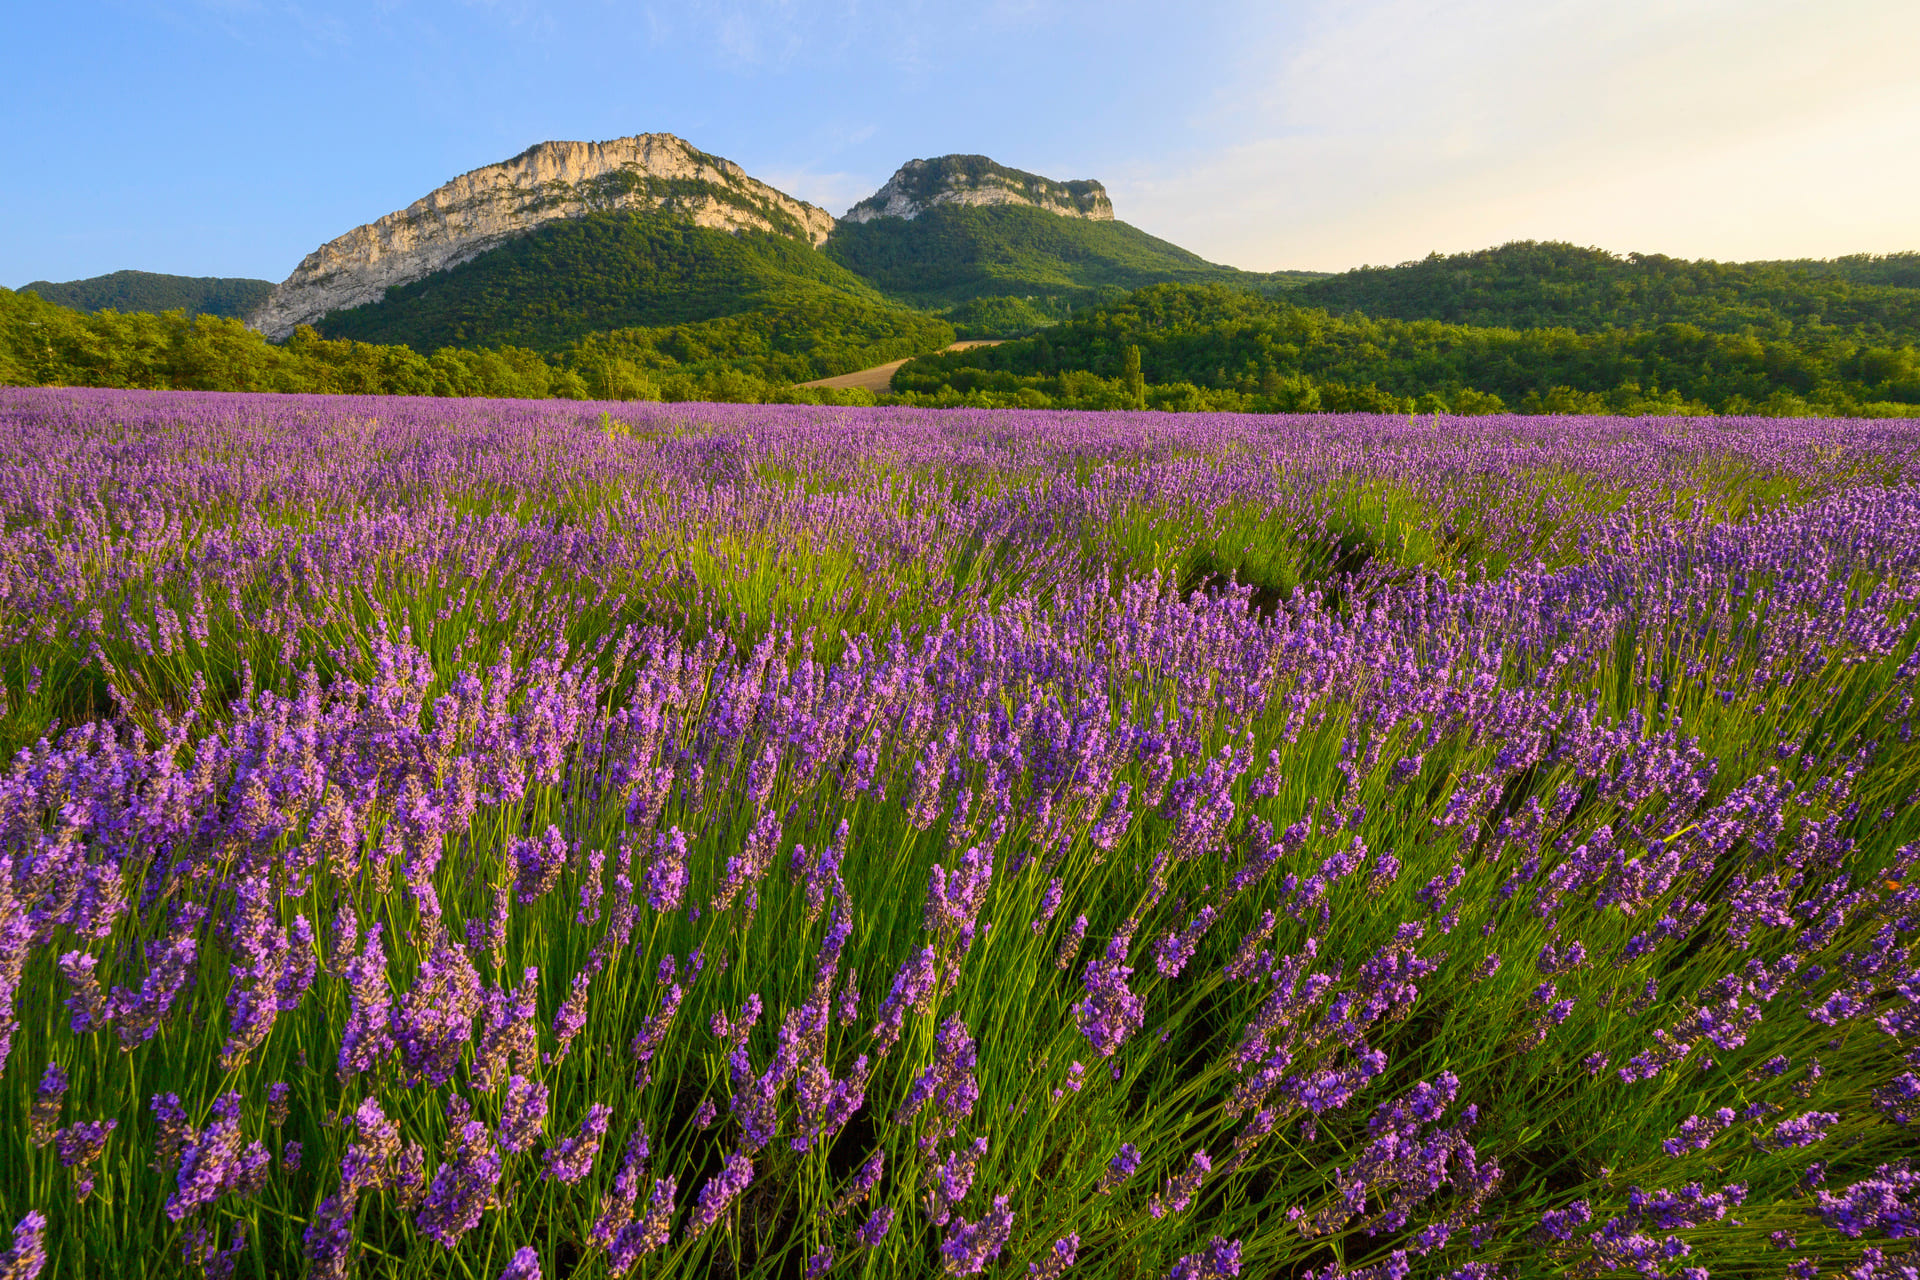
[1122,343,1145,409]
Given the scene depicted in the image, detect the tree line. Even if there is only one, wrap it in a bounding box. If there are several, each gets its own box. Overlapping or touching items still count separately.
[890,283,1920,416]
[0,286,947,405]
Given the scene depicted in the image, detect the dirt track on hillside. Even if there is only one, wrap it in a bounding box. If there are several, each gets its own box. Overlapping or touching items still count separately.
[797,340,1001,393]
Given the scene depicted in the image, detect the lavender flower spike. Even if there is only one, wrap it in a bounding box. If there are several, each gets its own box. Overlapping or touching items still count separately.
[686,1152,754,1240]
[0,1211,48,1280]
[497,1247,542,1280]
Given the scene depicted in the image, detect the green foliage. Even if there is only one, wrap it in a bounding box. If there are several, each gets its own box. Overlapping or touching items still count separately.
[894,282,1920,417]
[0,287,577,399]
[1292,241,1920,344]
[17,269,272,320]
[317,209,889,352]
[0,286,951,406]
[820,204,1277,336]
[566,297,953,388]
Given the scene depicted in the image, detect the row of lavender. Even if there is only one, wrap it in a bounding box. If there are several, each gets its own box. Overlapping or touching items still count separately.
[0,388,1917,1278]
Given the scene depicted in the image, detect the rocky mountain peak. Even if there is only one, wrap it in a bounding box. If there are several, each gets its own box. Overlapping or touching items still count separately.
[842,155,1114,225]
[250,134,836,339]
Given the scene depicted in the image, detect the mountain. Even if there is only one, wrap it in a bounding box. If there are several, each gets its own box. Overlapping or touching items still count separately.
[1290,241,1920,344]
[251,134,837,339]
[823,156,1305,336]
[20,270,272,319]
[841,154,1114,223]
[313,209,893,353]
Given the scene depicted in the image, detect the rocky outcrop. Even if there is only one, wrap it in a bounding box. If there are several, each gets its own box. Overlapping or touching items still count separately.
[251,134,836,339]
[843,155,1113,224]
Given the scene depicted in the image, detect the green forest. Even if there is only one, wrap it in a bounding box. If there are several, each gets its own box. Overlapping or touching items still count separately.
[18,269,272,320]
[820,203,1310,335]
[0,285,930,404]
[10,233,1920,416]
[890,281,1920,416]
[1293,241,1920,343]
[316,210,891,351]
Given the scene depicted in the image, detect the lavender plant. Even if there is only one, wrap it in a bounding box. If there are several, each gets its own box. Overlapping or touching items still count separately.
[0,387,1917,1277]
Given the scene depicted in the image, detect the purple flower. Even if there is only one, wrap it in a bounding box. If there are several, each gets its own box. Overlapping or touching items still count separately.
[54,1118,116,1199]
[303,1193,356,1280]
[1814,1162,1918,1239]
[390,939,483,1087]
[167,1093,271,1221]
[497,1247,541,1280]
[925,845,993,953]
[338,923,394,1081]
[340,1098,401,1190]
[924,1137,989,1226]
[1534,1201,1592,1243]
[1074,929,1146,1057]
[542,1103,612,1184]
[1098,1143,1141,1194]
[1768,1110,1840,1150]
[1662,1109,1735,1157]
[831,1151,885,1216]
[896,1015,979,1132]
[150,1092,194,1174]
[870,946,937,1056]
[1150,1150,1211,1218]
[1028,1233,1079,1279]
[685,1152,754,1239]
[57,952,105,1034]
[646,827,689,912]
[804,1247,834,1278]
[548,967,593,1064]
[939,1194,1013,1275]
[415,1120,505,1247]
[498,1075,549,1154]
[105,931,197,1050]
[608,1178,676,1274]
[1169,1237,1242,1280]
[0,1212,49,1280]
[854,1204,895,1248]
[1874,1072,1920,1126]
[1031,879,1064,933]
[1154,906,1219,979]
[1056,915,1088,971]
[591,1126,651,1250]
[474,968,540,1089]
[512,825,571,904]
[28,1064,65,1147]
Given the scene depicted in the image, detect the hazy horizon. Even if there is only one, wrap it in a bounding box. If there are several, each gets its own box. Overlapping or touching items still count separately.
[6,0,1917,288]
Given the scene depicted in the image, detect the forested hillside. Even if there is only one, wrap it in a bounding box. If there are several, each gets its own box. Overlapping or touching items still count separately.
[0,285,939,403]
[1291,242,1920,343]
[892,282,1920,416]
[822,203,1311,336]
[18,269,272,319]
[315,209,893,352]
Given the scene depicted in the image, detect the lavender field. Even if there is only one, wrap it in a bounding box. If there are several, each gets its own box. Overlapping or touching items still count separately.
[2,386,1918,1279]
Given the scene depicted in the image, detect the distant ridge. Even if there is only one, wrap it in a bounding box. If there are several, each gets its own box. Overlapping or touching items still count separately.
[21,270,271,320]
[843,155,1114,223]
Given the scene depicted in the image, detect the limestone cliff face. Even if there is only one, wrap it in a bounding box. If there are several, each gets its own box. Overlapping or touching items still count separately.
[842,155,1114,224]
[251,134,837,339]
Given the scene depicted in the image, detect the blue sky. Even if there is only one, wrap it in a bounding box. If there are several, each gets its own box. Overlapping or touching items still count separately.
[5,0,1918,287]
